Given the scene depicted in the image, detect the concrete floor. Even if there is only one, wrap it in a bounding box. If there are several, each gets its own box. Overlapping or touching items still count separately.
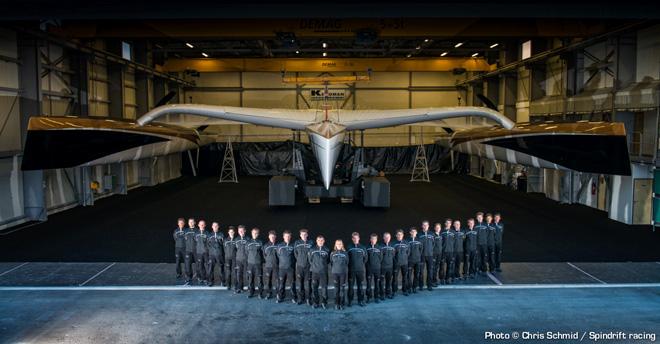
[1,287,659,343]
[1,262,660,343]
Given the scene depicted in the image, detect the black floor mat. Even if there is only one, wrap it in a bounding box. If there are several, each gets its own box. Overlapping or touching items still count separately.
[1,174,658,262]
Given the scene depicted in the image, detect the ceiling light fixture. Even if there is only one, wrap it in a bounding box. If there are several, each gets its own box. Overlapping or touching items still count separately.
[322,42,327,48]
[201,52,209,57]
[295,50,300,54]
[185,42,194,48]
[424,39,429,43]
[454,42,463,48]
[322,52,327,57]
[441,52,448,56]
[471,52,479,57]
[490,43,499,48]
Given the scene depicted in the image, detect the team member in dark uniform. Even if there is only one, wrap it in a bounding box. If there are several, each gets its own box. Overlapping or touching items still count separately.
[234,225,249,293]
[246,227,264,298]
[407,228,423,293]
[366,233,383,303]
[173,218,187,279]
[486,213,496,272]
[475,212,489,274]
[223,226,237,290]
[330,239,349,310]
[206,222,224,286]
[493,213,504,272]
[453,220,465,280]
[294,229,313,305]
[393,229,410,296]
[432,222,443,287]
[464,218,478,278]
[308,235,330,309]
[419,221,435,291]
[183,218,197,285]
[347,232,367,307]
[194,220,210,284]
[381,232,396,299]
[276,230,297,303]
[441,220,455,284]
[262,230,279,299]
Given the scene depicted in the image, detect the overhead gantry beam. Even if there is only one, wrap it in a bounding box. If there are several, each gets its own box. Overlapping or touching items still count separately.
[159,57,493,73]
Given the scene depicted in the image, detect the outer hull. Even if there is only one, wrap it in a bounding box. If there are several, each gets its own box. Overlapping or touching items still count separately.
[21,116,201,171]
[447,121,631,176]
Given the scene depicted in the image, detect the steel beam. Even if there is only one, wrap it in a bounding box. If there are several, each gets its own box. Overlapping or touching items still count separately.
[17,30,46,221]
[161,57,492,73]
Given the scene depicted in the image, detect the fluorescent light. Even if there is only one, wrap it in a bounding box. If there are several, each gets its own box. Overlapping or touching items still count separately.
[440,52,448,56]
[322,52,327,57]
[454,42,463,48]
[322,42,327,48]
[201,52,209,57]
[490,43,499,49]
[185,42,194,48]
[471,52,479,57]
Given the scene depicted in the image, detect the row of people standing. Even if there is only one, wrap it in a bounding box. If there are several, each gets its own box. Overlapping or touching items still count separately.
[172,212,504,310]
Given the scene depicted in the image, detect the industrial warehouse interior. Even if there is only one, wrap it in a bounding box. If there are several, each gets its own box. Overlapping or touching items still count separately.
[1,1,660,343]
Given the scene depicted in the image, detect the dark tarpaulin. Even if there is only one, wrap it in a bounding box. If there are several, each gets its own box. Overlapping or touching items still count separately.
[182,141,451,179]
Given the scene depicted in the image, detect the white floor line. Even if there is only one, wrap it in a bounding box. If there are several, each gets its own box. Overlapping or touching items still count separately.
[79,263,116,286]
[0,222,40,236]
[567,262,606,284]
[486,272,503,285]
[1,283,660,291]
[0,262,29,277]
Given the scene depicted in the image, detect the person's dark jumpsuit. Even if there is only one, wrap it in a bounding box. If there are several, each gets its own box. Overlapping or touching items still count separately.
[380,241,396,299]
[194,229,209,282]
[486,222,496,272]
[234,235,249,292]
[173,227,186,279]
[276,241,297,302]
[206,231,224,286]
[262,241,279,298]
[308,245,330,308]
[246,237,264,297]
[454,228,465,279]
[407,236,423,293]
[464,227,478,277]
[475,221,489,273]
[223,236,237,290]
[493,221,504,271]
[184,228,196,283]
[294,239,312,304]
[347,243,367,306]
[393,239,410,296]
[432,230,443,287]
[419,230,435,290]
[441,229,455,283]
[366,243,383,302]
[330,249,348,309]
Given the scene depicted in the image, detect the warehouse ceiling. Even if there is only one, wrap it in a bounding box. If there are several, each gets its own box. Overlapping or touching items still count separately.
[42,18,638,61]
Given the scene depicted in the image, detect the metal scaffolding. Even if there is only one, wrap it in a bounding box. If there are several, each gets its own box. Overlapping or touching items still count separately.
[218,138,238,183]
[410,142,430,183]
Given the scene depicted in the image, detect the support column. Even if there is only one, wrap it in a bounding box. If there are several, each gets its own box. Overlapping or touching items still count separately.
[138,158,156,187]
[134,41,150,115]
[107,40,124,118]
[110,163,127,195]
[69,51,89,117]
[18,31,47,221]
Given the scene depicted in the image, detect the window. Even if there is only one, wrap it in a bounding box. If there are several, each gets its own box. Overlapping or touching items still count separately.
[121,41,132,61]
[521,40,532,60]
